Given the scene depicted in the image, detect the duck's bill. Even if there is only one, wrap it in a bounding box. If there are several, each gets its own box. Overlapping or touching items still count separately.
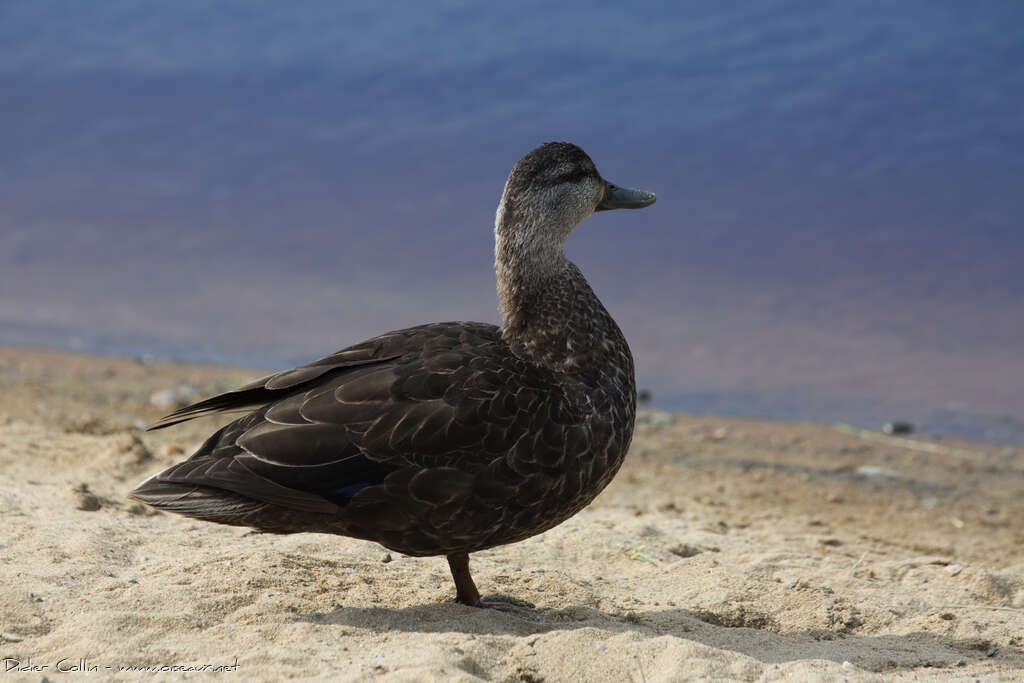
[596,183,657,211]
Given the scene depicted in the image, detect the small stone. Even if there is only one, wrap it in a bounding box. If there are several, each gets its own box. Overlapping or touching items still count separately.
[1,632,24,642]
[150,385,197,410]
[164,444,185,456]
[150,389,178,408]
[74,483,102,511]
[381,553,392,563]
[119,434,153,462]
[669,544,702,558]
[882,421,913,435]
[946,563,963,576]
[856,465,901,479]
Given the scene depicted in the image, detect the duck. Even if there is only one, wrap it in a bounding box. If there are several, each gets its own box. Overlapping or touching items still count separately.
[131,142,656,608]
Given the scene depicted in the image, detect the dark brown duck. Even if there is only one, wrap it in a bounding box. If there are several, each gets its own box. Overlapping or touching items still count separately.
[131,142,656,608]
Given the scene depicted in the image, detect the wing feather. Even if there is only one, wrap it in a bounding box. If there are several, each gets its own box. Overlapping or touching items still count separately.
[147,355,400,430]
[135,322,579,519]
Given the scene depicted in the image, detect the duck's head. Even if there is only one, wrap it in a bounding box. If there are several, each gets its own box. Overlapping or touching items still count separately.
[495,142,656,260]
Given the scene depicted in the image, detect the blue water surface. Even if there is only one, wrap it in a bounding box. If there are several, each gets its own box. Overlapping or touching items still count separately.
[1,1,1022,441]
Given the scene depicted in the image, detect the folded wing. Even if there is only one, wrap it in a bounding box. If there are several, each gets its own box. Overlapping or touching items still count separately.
[132,322,569,521]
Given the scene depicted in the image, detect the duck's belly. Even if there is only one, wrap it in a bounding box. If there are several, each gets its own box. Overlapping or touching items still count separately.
[335,415,634,557]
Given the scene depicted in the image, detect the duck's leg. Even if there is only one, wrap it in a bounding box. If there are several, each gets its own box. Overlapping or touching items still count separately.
[446,552,534,610]
[447,552,481,606]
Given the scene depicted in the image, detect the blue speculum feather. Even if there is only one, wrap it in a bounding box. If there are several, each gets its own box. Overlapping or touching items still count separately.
[332,482,373,499]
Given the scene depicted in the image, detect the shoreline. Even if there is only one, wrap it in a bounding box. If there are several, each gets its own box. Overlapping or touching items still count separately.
[2,341,1020,447]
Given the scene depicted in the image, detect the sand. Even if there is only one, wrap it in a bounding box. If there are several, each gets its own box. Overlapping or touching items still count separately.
[1,345,1022,681]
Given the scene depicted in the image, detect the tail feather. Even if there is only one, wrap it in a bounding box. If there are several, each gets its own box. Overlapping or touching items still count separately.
[129,481,267,526]
[146,386,277,431]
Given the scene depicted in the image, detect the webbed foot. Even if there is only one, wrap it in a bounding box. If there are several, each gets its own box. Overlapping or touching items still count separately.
[447,552,535,610]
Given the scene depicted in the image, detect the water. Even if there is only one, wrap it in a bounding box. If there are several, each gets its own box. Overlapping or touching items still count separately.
[2,1,1022,442]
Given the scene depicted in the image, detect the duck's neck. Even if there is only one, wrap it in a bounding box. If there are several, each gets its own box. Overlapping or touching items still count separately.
[495,241,571,340]
[495,217,628,376]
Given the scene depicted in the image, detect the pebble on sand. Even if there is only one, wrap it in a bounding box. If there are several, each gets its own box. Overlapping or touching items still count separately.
[882,421,913,435]
[149,385,198,410]
[73,483,101,511]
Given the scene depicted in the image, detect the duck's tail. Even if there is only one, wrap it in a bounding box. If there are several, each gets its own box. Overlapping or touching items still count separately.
[129,474,267,527]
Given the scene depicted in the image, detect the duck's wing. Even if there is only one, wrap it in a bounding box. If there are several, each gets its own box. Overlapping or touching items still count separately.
[133,322,577,518]
[147,335,407,430]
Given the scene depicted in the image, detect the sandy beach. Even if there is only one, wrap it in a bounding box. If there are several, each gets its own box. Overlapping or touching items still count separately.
[1,344,1022,681]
